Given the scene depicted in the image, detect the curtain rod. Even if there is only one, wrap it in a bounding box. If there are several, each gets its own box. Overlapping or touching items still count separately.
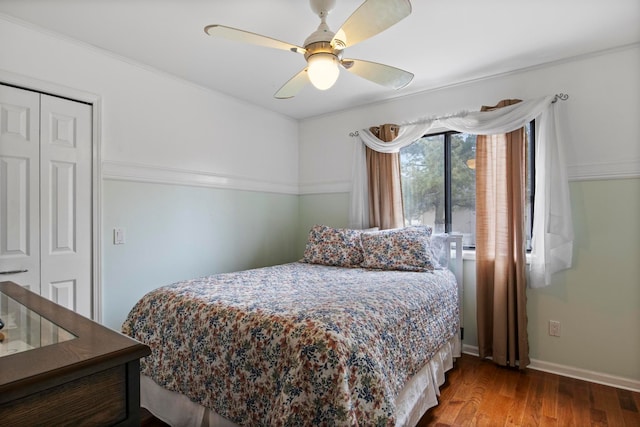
[348,93,569,137]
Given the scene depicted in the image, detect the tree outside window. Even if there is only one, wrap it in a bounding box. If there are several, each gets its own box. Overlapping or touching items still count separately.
[400,132,477,246]
[400,124,533,249]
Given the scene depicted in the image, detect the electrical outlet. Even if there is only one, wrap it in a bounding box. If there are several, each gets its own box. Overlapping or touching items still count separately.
[549,320,561,337]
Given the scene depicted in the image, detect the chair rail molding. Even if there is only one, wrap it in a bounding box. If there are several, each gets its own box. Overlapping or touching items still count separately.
[102,160,299,195]
[567,158,640,181]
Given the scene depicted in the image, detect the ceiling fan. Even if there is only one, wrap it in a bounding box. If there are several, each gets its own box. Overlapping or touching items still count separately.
[204,0,414,99]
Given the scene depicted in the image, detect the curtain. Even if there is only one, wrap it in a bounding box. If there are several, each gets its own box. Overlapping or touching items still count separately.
[348,94,573,288]
[366,124,404,229]
[348,138,369,229]
[476,99,529,368]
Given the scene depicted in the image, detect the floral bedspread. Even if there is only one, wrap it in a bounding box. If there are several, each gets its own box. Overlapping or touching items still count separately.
[122,262,459,426]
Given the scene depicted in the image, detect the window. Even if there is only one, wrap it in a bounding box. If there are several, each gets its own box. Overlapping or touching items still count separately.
[399,123,535,249]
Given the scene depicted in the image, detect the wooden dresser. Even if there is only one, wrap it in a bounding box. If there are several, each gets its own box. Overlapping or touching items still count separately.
[0,281,150,426]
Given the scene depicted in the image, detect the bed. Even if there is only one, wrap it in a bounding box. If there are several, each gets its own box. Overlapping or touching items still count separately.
[122,225,464,426]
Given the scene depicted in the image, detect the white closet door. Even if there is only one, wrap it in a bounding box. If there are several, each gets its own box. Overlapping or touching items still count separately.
[0,85,41,293]
[40,94,92,317]
[0,84,93,318]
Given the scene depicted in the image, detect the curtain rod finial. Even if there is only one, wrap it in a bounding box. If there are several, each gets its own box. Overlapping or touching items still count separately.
[552,93,569,103]
[349,131,360,137]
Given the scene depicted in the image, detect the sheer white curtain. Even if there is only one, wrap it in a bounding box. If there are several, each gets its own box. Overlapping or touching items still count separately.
[349,95,573,288]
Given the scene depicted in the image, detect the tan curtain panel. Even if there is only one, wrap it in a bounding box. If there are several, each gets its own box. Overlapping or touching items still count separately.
[366,124,404,229]
[475,99,530,369]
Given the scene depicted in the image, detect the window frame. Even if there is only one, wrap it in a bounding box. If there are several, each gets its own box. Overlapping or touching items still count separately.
[401,122,535,251]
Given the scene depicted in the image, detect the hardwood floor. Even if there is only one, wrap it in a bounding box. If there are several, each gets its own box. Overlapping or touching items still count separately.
[141,354,640,426]
[418,354,640,426]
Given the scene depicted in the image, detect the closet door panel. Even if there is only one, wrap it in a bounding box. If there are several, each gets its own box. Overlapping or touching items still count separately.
[0,85,40,293]
[40,94,92,317]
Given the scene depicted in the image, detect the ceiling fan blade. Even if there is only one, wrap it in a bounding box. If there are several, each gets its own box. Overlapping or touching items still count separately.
[332,0,411,48]
[274,68,309,99]
[342,59,413,89]
[204,25,306,54]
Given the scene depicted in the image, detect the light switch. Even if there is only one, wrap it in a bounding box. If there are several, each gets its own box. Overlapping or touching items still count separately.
[114,228,126,245]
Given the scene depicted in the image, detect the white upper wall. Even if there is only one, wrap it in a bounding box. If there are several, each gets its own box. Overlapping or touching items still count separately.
[298,45,640,192]
[3,15,637,194]
[0,17,299,193]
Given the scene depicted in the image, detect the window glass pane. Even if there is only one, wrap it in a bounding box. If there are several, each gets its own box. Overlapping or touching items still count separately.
[400,135,445,233]
[400,124,533,252]
[450,133,477,247]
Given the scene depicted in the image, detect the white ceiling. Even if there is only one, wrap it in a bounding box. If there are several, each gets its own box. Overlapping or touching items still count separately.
[1,0,638,120]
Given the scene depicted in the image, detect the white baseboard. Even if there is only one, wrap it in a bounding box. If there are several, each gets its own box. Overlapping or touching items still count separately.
[528,358,640,393]
[462,344,480,356]
[461,344,640,392]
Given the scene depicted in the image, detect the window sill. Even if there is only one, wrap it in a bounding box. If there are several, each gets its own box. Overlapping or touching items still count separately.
[462,249,476,261]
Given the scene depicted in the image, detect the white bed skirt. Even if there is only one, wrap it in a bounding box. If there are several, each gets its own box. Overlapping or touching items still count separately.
[141,334,461,427]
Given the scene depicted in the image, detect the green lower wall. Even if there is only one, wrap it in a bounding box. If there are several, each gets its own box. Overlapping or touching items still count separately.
[102,180,300,330]
[102,178,639,380]
[297,178,640,381]
[297,192,351,251]
[526,178,639,379]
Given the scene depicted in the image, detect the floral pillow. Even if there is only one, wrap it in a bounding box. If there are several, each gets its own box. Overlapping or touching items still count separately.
[360,227,437,271]
[406,224,433,237]
[303,225,364,267]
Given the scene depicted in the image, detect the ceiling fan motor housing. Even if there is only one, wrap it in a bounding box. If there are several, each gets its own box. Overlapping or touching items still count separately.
[304,41,342,63]
[304,0,345,64]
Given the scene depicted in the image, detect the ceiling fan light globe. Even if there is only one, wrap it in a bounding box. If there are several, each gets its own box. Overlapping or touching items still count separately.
[307,53,339,90]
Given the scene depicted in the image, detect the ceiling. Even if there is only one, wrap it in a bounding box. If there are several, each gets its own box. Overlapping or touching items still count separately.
[1,0,638,120]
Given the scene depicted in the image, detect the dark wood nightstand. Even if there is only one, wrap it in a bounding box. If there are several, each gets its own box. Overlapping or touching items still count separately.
[0,281,150,426]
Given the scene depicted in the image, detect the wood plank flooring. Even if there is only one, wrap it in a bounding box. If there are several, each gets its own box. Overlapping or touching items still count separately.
[141,353,640,426]
[418,354,640,426]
